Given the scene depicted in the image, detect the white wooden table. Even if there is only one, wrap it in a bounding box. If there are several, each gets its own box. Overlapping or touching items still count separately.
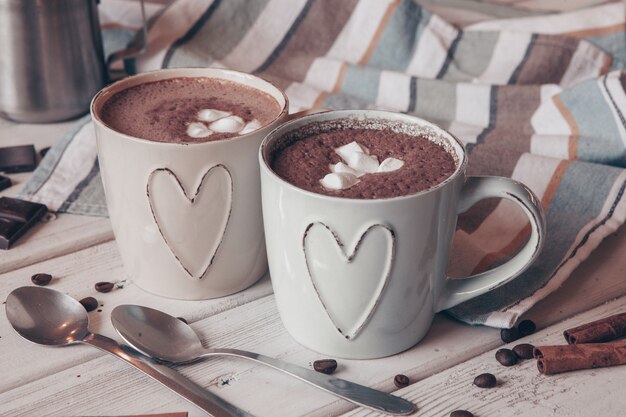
[1,117,626,417]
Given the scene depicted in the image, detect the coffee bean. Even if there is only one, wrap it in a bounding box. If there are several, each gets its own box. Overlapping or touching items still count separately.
[518,319,536,336]
[313,359,337,374]
[513,343,535,360]
[79,297,99,312]
[177,317,188,324]
[394,374,410,388]
[450,410,474,417]
[31,273,52,286]
[473,372,496,388]
[500,327,520,343]
[94,282,114,293]
[495,348,518,366]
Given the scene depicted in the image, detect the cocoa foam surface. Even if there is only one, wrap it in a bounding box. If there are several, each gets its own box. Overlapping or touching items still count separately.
[270,118,459,199]
[100,77,282,143]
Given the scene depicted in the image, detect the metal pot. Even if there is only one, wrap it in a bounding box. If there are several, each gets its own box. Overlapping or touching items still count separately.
[0,0,145,123]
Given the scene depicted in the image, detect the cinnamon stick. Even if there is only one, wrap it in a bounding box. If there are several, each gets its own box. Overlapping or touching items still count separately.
[563,312,626,344]
[533,341,626,375]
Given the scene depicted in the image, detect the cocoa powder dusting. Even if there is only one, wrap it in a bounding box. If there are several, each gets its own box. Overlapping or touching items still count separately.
[272,124,457,199]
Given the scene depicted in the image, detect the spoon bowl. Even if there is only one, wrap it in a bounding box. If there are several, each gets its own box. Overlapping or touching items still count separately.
[112,304,204,363]
[6,286,89,346]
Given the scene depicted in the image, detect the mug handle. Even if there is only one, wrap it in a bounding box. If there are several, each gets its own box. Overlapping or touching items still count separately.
[435,176,546,312]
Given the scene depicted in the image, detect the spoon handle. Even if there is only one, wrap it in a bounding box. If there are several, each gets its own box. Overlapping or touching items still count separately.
[204,348,416,415]
[82,333,255,417]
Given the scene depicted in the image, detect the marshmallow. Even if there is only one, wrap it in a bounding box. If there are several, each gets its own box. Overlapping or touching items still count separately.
[335,141,367,161]
[186,122,212,138]
[377,157,404,173]
[197,109,231,122]
[320,172,360,190]
[320,141,404,190]
[239,119,262,135]
[210,115,245,133]
[344,151,379,173]
[330,162,363,177]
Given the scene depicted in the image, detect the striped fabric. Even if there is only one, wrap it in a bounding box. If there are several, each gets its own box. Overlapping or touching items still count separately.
[21,0,626,327]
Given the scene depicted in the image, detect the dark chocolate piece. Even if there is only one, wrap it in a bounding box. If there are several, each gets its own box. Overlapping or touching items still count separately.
[0,197,47,250]
[0,145,37,173]
[39,147,51,159]
[0,175,11,192]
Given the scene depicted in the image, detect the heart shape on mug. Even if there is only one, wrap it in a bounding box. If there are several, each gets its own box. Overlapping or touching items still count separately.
[147,165,232,280]
[303,222,395,340]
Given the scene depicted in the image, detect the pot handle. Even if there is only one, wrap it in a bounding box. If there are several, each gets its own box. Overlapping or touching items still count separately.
[106,0,148,77]
[435,176,546,312]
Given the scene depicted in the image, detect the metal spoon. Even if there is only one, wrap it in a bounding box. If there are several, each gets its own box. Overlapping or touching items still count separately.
[112,304,417,416]
[5,287,253,417]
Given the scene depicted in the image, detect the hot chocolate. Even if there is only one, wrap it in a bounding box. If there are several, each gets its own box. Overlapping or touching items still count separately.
[271,120,457,199]
[100,77,282,143]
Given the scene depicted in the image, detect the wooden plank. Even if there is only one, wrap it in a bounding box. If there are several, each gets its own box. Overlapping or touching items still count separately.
[0,215,113,274]
[4,229,626,417]
[0,357,195,417]
[0,197,626,416]
[0,294,481,417]
[2,226,626,415]
[340,295,626,417]
[0,240,274,393]
[1,120,74,151]
[0,286,609,417]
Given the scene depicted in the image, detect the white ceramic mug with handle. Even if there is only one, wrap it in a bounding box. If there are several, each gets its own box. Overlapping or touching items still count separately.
[259,110,546,359]
[91,68,289,299]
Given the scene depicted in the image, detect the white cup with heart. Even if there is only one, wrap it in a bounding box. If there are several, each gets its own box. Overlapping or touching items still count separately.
[259,110,546,359]
[91,68,290,299]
